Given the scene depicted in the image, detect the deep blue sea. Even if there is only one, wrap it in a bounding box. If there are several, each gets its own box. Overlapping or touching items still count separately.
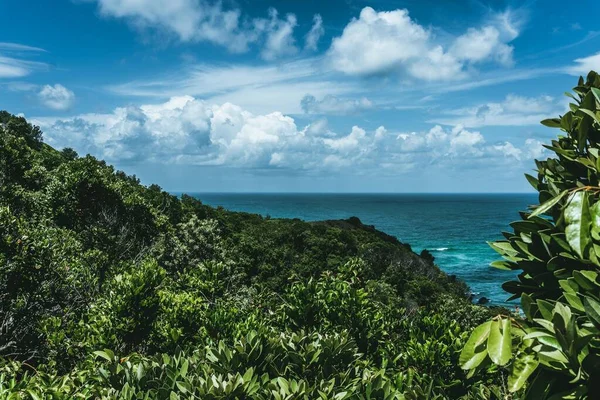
[187,193,537,307]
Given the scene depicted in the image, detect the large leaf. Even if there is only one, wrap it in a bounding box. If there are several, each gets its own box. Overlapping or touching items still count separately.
[93,349,115,362]
[583,296,600,329]
[591,201,600,241]
[487,318,512,366]
[460,321,492,370]
[508,353,539,392]
[579,108,600,124]
[525,174,539,190]
[541,118,562,128]
[592,87,600,104]
[529,190,568,218]
[590,201,600,265]
[564,191,592,258]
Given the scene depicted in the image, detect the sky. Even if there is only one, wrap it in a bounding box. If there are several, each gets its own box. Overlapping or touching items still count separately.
[1,0,600,192]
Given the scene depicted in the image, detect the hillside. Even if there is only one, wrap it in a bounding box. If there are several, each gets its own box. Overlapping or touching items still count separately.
[0,111,500,398]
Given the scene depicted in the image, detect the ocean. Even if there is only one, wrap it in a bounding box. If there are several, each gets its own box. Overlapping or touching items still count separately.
[187,193,538,307]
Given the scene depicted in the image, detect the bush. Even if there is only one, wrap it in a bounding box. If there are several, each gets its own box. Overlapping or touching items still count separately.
[461,71,600,399]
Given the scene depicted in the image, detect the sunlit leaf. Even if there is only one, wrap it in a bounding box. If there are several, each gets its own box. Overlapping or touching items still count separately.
[564,191,592,258]
[529,190,568,218]
[508,353,539,392]
[487,318,512,366]
[460,321,492,369]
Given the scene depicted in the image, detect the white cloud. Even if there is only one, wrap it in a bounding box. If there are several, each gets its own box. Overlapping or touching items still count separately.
[432,94,564,127]
[0,60,30,78]
[0,42,47,53]
[258,9,298,61]
[524,138,546,159]
[92,0,247,51]
[38,84,76,110]
[327,7,430,76]
[301,94,373,115]
[327,6,520,80]
[450,26,514,66]
[566,52,600,76]
[396,124,525,166]
[107,59,359,114]
[323,126,366,153]
[305,14,324,51]
[88,0,314,59]
[494,142,522,159]
[35,96,545,175]
[407,46,465,81]
[0,43,48,78]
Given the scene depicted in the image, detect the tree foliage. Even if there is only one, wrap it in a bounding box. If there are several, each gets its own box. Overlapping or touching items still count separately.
[0,111,502,398]
[461,71,600,399]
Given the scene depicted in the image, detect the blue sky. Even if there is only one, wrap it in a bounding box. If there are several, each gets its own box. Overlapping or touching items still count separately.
[1,0,599,192]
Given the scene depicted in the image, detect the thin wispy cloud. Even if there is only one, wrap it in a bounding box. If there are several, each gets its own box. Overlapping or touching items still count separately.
[0,42,48,78]
[0,42,47,52]
[106,58,364,114]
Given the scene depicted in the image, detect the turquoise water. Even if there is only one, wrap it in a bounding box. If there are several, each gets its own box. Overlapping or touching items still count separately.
[187,193,538,306]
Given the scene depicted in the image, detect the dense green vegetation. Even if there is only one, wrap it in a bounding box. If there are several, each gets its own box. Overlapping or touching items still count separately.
[0,111,502,398]
[461,71,600,399]
[2,71,599,399]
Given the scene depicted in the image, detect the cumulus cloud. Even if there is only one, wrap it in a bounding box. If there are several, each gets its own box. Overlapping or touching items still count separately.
[395,124,541,165]
[304,14,324,51]
[328,7,430,76]
[432,94,564,127]
[38,84,75,110]
[324,126,367,153]
[327,6,520,80]
[88,0,317,59]
[450,26,515,66]
[301,94,373,115]
[35,96,543,174]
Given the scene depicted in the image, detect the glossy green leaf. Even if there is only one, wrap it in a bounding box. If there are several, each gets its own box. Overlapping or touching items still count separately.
[579,108,600,124]
[590,202,600,265]
[487,318,512,366]
[489,240,518,254]
[592,87,600,104]
[529,190,568,218]
[541,118,562,128]
[583,296,600,328]
[460,321,492,370]
[491,260,513,270]
[508,353,539,392]
[564,292,585,312]
[93,349,115,362]
[525,174,539,190]
[521,293,534,320]
[537,300,554,320]
[573,270,599,290]
[26,390,42,400]
[564,191,592,258]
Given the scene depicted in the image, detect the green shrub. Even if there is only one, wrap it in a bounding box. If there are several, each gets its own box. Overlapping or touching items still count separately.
[461,71,600,399]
